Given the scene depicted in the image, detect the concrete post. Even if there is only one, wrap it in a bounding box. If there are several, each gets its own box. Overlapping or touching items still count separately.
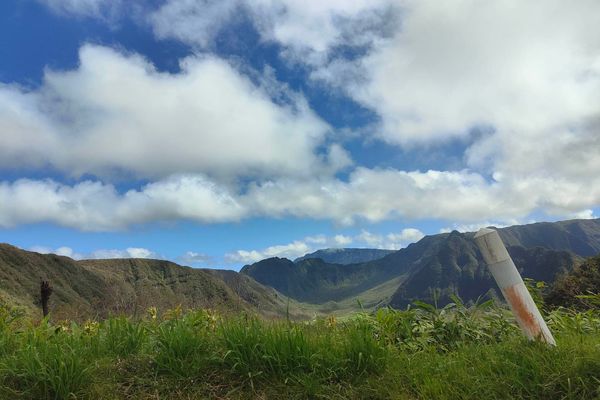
[474,228,556,345]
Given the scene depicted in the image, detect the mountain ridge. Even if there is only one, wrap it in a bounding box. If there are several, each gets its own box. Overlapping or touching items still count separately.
[242,218,599,310]
[2,218,599,318]
[294,248,395,265]
[0,243,296,320]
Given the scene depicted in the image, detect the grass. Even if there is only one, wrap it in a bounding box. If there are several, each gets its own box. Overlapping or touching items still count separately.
[0,299,599,399]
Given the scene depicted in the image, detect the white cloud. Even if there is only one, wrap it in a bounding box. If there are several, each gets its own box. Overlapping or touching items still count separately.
[333,234,353,246]
[0,45,334,181]
[148,0,390,62]
[38,2,600,201]
[179,251,214,266]
[150,0,240,48]
[570,209,597,220]
[312,1,600,142]
[0,175,245,230]
[124,247,155,258]
[439,221,519,234]
[29,245,83,259]
[356,228,424,250]
[2,167,600,231]
[4,3,600,230]
[88,247,157,259]
[224,228,424,264]
[307,1,600,221]
[248,0,392,65]
[386,228,425,244]
[224,232,359,264]
[38,0,124,20]
[225,240,311,264]
[28,245,156,260]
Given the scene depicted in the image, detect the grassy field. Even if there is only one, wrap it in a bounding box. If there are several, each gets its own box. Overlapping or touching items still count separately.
[1,298,599,399]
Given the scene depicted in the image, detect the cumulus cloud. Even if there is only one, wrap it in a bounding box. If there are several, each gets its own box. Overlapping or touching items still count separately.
[28,245,157,260]
[6,2,600,231]
[0,45,334,181]
[310,1,600,205]
[148,0,390,60]
[0,175,245,230]
[179,251,214,266]
[30,245,83,259]
[2,166,600,231]
[150,0,240,48]
[356,228,424,250]
[439,221,518,234]
[224,228,423,264]
[333,234,353,246]
[89,247,158,259]
[38,0,124,20]
[225,240,311,264]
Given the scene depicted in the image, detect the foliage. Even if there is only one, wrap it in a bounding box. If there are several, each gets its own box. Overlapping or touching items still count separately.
[545,254,600,309]
[0,300,599,399]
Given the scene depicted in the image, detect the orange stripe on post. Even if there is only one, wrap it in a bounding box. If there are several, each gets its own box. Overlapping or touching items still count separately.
[474,228,556,345]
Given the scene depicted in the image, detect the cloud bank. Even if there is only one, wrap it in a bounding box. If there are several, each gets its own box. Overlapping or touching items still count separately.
[4,1,600,231]
[0,45,334,181]
[224,228,424,264]
[29,245,158,260]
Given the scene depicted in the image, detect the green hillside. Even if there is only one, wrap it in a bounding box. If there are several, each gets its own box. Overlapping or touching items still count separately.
[242,219,598,311]
[498,218,600,256]
[388,232,578,307]
[2,218,598,319]
[0,244,293,320]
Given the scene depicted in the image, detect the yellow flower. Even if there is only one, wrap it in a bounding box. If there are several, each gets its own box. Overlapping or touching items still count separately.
[164,305,183,320]
[83,321,99,335]
[327,315,337,328]
[147,306,158,320]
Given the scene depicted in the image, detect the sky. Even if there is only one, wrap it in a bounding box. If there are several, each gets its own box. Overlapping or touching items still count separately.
[1,0,599,269]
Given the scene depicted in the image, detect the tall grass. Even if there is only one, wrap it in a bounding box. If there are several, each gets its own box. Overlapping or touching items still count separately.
[0,320,93,399]
[101,316,148,357]
[0,300,599,399]
[154,310,213,378]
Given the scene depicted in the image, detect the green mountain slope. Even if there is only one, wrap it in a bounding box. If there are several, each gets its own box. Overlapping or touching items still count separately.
[294,248,395,265]
[388,231,578,307]
[242,218,598,310]
[0,244,290,320]
[498,218,600,256]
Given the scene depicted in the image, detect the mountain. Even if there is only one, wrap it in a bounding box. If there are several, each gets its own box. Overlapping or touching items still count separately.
[3,217,598,319]
[387,231,578,307]
[497,219,600,257]
[242,218,599,310]
[241,255,409,304]
[294,248,395,265]
[0,244,293,320]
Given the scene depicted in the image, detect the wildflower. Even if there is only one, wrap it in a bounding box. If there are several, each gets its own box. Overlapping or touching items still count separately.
[164,304,183,320]
[147,306,158,320]
[327,315,337,328]
[83,320,99,335]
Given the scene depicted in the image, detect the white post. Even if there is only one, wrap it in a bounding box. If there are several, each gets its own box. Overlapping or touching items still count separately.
[474,228,556,345]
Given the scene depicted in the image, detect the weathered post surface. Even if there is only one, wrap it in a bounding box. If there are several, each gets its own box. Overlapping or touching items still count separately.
[474,228,556,345]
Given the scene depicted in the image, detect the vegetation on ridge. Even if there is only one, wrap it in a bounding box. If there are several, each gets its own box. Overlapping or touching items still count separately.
[1,293,600,399]
[0,243,299,320]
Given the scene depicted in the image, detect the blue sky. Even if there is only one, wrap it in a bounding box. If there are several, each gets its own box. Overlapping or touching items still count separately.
[1,0,599,269]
